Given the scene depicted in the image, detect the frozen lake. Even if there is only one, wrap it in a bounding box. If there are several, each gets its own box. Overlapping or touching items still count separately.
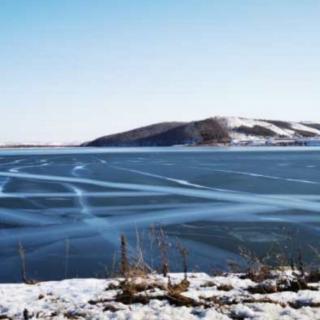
[0,147,320,282]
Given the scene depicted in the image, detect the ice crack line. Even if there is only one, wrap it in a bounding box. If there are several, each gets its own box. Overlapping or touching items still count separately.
[0,171,320,212]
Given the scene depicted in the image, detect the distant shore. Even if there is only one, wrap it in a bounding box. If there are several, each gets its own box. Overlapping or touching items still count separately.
[0,144,79,149]
[1,141,320,149]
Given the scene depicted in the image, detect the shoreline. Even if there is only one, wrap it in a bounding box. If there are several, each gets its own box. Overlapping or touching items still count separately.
[1,143,320,149]
[1,271,319,319]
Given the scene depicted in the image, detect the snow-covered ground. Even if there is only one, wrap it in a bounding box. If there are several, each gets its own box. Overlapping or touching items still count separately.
[1,272,319,319]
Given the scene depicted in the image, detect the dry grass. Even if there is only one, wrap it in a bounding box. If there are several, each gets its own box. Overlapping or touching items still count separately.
[18,243,37,285]
[217,284,233,291]
[111,229,320,309]
[120,235,129,277]
[150,225,170,277]
[113,231,204,307]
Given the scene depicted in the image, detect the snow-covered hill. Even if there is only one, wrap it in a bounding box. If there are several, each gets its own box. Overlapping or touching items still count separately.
[83,116,320,147]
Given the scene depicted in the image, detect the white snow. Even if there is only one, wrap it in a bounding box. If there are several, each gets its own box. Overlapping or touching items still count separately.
[217,116,293,137]
[0,272,319,319]
[290,123,320,135]
[215,116,320,142]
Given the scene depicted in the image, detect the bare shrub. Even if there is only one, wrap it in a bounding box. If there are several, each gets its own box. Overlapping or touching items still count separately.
[238,246,272,282]
[176,240,189,280]
[150,225,170,277]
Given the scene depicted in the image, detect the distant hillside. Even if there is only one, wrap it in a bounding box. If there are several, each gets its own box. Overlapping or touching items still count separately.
[83,117,320,147]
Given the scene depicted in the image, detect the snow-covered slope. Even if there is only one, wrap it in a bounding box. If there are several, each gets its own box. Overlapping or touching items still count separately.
[216,116,320,142]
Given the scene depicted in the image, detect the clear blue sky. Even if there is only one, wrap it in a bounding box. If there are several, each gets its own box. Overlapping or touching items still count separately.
[1,0,319,143]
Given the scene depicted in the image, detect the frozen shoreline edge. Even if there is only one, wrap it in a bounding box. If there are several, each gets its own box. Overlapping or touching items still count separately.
[1,271,319,319]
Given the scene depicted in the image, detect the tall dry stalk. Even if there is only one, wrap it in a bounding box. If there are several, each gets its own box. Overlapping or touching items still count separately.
[176,240,189,280]
[64,238,70,279]
[151,226,170,277]
[120,234,129,277]
[18,242,28,283]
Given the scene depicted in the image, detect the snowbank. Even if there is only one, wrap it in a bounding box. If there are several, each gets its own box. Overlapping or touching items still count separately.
[0,272,319,319]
